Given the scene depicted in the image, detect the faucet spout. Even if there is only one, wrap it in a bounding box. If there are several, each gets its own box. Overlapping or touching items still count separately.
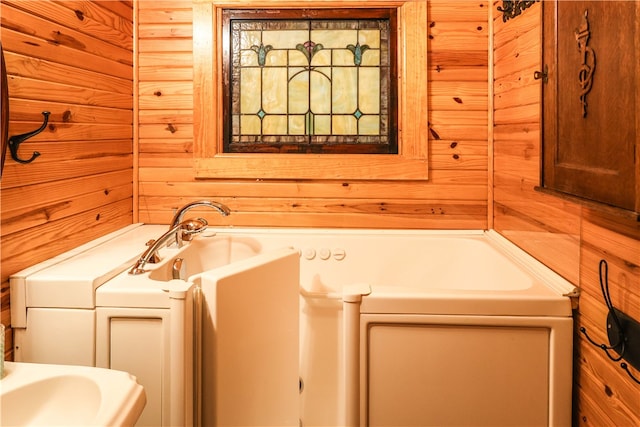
[170,200,230,229]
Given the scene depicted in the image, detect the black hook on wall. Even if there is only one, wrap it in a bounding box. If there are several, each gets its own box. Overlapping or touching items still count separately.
[8,110,50,164]
[580,259,640,384]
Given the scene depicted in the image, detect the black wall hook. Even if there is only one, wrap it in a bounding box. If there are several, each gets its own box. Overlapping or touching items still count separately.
[580,259,640,385]
[8,111,50,164]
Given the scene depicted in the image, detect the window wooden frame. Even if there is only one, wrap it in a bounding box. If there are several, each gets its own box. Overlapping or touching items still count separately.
[222,8,398,155]
[193,0,428,180]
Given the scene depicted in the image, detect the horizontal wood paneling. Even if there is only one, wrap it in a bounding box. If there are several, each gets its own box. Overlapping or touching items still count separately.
[428,2,490,22]
[2,172,132,235]
[1,28,131,80]
[0,0,133,362]
[492,1,640,424]
[137,0,489,229]
[2,2,132,63]
[9,76,132,109]
[6,1,133,47]
[2,199,133,284]
[4,51,132,93]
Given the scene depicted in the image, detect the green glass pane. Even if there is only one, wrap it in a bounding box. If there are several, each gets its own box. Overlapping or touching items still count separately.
[311,29,357,48]
[289,71,309,114]
[266,50,288,66]
[240,50,258,66]
[332,49,354,66]
[263,30,309,49]
[261,68,288,114]
[359,68,380,114]
[332,68,357,115]
[289,115,306,135]
[240,115,261,135]
[310,49,331,66]
[360,50,380,67]
[332,115,357,135]
[263,115,288,134]
[240,30,262,49]
[359,115,380,135]
[359,30,380,48]
[315,115,331,135]
[310,68,332,114]
[289,50,308,66]
[240,68,261,113]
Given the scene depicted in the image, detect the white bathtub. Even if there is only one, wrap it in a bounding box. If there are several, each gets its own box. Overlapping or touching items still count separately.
[11,226,577,427]
[337,232,576,427]
[163,227,577,427]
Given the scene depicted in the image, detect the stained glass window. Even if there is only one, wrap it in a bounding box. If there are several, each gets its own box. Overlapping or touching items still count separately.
[222,9,397,154]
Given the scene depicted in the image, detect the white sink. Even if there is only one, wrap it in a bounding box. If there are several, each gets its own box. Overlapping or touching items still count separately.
[1,361,146,426]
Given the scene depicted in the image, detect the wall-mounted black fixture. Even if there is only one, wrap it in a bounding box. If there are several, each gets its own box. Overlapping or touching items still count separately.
[580,259,640,384]
[8,111,50,164]
[497,0,540,22]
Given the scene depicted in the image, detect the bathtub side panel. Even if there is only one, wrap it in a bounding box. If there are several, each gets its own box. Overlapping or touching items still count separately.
[360,314,573,427]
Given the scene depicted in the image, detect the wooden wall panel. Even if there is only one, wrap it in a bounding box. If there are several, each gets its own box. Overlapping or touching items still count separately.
[578,212,640,426]
[136,0,490,229]
[0,0,133,361]
[492,2,581,278]
[492,1,640,424]
[0,0,635,422]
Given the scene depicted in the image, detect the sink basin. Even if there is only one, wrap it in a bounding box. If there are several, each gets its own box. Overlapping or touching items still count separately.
[1,361,146,426]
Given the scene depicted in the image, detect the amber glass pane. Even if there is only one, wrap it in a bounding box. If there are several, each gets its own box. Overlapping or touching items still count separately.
[224,9,396,154]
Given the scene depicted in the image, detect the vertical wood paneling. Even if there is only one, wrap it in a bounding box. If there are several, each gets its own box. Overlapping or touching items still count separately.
[0,0,134,362]
[137,0,490,229]
[492,1,640,424]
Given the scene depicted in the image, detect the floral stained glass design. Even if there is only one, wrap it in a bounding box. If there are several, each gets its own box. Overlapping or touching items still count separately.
[224,10,396,154]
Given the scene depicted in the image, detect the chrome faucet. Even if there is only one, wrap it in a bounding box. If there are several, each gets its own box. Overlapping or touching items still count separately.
[170,200,231,227]
[129,217,209,275]
[169,200,230,246]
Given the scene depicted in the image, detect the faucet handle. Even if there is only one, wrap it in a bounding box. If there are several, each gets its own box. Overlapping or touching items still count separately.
[145,239,162,263]
[178,217,209,243]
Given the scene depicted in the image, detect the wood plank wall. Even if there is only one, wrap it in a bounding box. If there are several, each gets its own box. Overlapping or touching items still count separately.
[0,0,134,361]
[137,0,490,230]
[3,1,636,424]
[492,2,640,425]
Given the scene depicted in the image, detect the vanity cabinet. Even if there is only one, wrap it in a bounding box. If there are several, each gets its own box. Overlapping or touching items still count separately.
[98,313,168,427]
[95,293,194,427]
[541,0,640,217]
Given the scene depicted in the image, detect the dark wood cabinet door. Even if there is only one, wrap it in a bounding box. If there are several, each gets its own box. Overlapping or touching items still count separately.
[542,0,639,215]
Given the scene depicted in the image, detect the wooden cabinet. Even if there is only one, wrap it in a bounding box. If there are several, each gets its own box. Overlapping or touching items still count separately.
[541,1,640,218]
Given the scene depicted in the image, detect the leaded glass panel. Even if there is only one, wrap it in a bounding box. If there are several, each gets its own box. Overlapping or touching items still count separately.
[223,9,397,154]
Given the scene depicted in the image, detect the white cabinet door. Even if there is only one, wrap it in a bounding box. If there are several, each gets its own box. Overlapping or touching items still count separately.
[364,317,551,427]
[96,308,171,427]
[14,308,95,366]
